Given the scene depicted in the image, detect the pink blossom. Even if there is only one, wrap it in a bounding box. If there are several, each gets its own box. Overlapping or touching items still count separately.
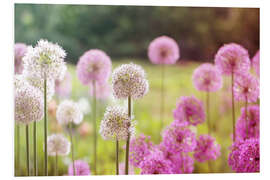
[252,50,260,77]
[236,105,260,141]
[193,134,221,162]
[148,36,180,64]
[14,43,27,74]
[233,73,259,103]
[192,63,223,92]
[173,96,205,126]
[76,49,112,85]
[55,71,72,98]
[214,43,250,75]
[228,138,259,172]
[68,160,91,176]
[89,81,111,100]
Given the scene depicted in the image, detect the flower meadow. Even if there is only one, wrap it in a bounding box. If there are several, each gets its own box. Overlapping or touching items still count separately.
[14,37,260,176]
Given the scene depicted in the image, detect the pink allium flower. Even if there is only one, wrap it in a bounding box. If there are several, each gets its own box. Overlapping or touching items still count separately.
[161,123,196,153]
[236,105,260,141]
[68,160,91,176]
[14,43,27,74]
[193,134,221,162]
[129,134,153,167]
[140,148,173,174]
[252,50,260,77]
[76,49,112,85]
[89,81,111,100]
[228,138,259,172]
[214,43,250,75]
[119,162,135,175]
[233,73,259,103]
[148,36,180,64]
[192,63,223,92]
[55,71,72,98]
[159,145,194,174]
[173,96,205,126]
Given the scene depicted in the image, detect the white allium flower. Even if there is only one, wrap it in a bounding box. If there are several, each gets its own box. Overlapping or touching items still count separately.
[14,74,30,91]
[100,106,134,140]
[15,85,44,125]
[112,63,149,99]
[77,97,91,115]
[47,134,70,156]
[56,100,83,125]
[23,39,67,80]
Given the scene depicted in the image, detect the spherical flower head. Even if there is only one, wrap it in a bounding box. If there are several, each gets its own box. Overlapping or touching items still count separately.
[193,134,221,162]
[47,134,70,156]
[148,36,180,65]
[119,162,135,175]
[76,49,112,85]
[15,85,44,125]
[23,39,67,80]
[252,50,260,77]
[55,71,72,98]
[68,160,91,176]
[192,63,223,92]
[77,98,91,115]
[14,74,30,91]
[173,96,205,126]
[236,105,260,141]
[112,63,149,99]
[161,123,196,153]
[140,148,173,174]
[228,138,259,172]
[233,73,259,103]
[25,74,55,101]
[129,134,153,167]
[56,100,83,125]
[100,106,134,140]
[214,43,250,75]
[14,43,27,74]
[89,81,111,100]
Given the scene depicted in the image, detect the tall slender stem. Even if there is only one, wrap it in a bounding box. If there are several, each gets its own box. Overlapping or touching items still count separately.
[245,96,248,139]
[33,121,37,176]
[16,125,21,176]
[93,80,97,175]
[206,91,210,134]
[125,96,131,175]
[116,140,119,175]
[68,123,76,176]
[160,64,165,132]
[44,78,48,175]
[55,154,58,176]
[231,73,236,142]
[26,125,30,176]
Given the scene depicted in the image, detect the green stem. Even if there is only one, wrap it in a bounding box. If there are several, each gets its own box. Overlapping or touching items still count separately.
[44,78,48,175]
[26,125,30,176]
[206,91,210,135]
[116,140,119,175]
[93,80,97,175]
[69,123,76,176]
[33,121,37,176]
[55,154,58,176]
[125,96,131,175]
[245,96,248,139]
[160,64,165,133]
[231,73,236,142]
[16,125,20,176]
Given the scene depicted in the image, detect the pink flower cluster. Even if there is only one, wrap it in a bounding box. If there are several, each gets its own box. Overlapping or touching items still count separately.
[68,160,91,176]
[252,50,260,77]
[14,43,27,74]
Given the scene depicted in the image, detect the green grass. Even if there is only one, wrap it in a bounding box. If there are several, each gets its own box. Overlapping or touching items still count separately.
[15,59,246,175]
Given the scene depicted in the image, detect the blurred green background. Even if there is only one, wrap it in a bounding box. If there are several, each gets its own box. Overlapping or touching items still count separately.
[14,4,259,176]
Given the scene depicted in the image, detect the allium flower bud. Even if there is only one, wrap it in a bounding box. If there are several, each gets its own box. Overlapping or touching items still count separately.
[15,85,44,125]
[14,43,27,74]
[23,39,67,80]
[47,134,70,156]
[100,106,134,140]
[112,63,149,99]
[56,100,83,125]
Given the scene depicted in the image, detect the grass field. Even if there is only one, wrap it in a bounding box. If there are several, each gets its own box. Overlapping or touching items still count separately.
[15,59,249,175]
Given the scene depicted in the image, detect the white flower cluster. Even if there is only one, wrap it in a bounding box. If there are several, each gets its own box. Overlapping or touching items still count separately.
[112,63,149,99]
[56,100,83,125]
[100,106,135,140]
[23,39,67,80]
[47,134,70,156]
[15,84,44,125]
[14,74,30,91]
